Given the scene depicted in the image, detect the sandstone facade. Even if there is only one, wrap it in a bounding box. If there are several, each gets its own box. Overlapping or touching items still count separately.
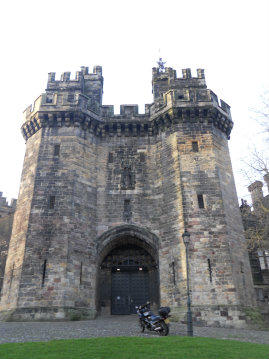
[0,65,257,327]
[0,193,16,295]
[240,177,269,322]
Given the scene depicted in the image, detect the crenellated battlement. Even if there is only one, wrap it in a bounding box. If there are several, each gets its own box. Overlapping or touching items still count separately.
[21,64,233,140]
[47,65,103,84]
[46,66,103,111]
[0,192,16,217]
[152,67,205,81]
[152,67,207,104]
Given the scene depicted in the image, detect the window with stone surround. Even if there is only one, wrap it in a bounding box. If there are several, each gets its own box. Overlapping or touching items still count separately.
[192,141,199,152]
[108,153,113,163]
[140,152,145,162]
[123,199,131,221]
[9,263,15,291]
[258,250,269,270]
[121,166,135,190]
[46,95,53,103]
[197,194,205,209]
[67,93,74,102]
[80,262,83,285]
[42,260,47,287]
[54,144,60,156]
[207,259,212,282]
[49,196,55,209]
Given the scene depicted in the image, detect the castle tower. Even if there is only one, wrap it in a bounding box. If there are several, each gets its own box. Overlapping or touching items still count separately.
[248,181,264,211]
[0,65,256,326]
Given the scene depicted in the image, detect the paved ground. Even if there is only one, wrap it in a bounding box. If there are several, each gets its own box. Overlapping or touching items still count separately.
[0,315,268,345]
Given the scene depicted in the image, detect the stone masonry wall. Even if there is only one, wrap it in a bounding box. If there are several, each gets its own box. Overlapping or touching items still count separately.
[175,120,256,326]
[17,127,98,319]
[213,129,256,307]
[0,65,258,326]
[0,193,16,295]
[0,214,14,295]
[0,131,42,311]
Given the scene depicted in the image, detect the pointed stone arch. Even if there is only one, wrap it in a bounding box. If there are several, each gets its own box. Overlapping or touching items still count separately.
[96,224,160,315]
[96,224,160,264]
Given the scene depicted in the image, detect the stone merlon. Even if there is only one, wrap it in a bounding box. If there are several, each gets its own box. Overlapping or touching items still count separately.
[21,66,233,141]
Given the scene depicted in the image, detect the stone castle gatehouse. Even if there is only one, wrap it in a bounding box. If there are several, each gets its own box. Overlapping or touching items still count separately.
[0,65,257,326]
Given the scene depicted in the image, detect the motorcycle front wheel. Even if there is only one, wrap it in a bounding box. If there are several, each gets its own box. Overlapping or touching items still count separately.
[157,321,169,336]
[139,319,145,333]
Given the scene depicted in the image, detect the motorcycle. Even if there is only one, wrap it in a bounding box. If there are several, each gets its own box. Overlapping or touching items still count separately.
[136,302,170,336]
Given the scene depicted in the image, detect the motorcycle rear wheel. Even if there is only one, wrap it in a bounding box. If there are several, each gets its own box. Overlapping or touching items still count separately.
[157,321,169,336]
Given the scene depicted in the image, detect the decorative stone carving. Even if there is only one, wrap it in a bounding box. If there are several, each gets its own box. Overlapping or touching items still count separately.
[121,162,135,190]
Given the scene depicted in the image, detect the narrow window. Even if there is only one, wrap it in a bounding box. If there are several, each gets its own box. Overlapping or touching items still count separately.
[197,194,205,209]
[140,152,145,162]
[240,261,244,273]
[256,288,264,301]
[124,199,130,212]
[42,260,47,287]
[49,196,55,209]
[171,261,176,285]
[108,152,113,163]
[192,141,199,152]
[46,95,53,103]
[68,93,74,102]
[264,250,269,269]
[54,144,60,156]
[207,259,212,283]
[9,263,15,291]
[80,262,83,285]
[123,199,131,221]
[203,109,208,117]
[258,250,269,270]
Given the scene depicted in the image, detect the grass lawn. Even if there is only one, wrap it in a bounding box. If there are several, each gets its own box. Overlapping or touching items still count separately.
[0,336,268,359]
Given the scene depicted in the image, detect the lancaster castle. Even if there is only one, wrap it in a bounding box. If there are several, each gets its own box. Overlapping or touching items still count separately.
[0,64,257,327]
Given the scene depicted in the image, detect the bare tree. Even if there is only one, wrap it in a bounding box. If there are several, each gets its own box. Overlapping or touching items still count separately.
[250,90,269,134]
[240,90,269,248]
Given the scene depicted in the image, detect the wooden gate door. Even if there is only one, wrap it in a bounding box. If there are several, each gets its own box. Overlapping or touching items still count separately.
[111,270,149,315]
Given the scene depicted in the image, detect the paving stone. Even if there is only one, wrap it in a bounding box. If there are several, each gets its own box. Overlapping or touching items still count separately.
[0,316,268,344]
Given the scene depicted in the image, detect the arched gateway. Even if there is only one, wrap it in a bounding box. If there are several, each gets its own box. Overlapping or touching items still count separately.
[96,225,160,315]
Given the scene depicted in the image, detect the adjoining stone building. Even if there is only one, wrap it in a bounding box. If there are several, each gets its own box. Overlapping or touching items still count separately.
[0,193,16,295]
[0,65,257,327]
[240,175,269,322]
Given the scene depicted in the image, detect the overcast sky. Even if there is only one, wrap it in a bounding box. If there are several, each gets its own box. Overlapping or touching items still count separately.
[0,0,268,203]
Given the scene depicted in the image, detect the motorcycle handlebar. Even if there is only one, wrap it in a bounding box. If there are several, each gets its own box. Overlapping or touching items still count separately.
[138,301,150,309]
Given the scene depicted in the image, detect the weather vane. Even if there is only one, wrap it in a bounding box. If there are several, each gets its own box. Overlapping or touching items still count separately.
[157,57,166,72]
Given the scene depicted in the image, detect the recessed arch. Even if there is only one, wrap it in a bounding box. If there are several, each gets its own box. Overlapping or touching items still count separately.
[96,225,160,315]
[96,224,160,265]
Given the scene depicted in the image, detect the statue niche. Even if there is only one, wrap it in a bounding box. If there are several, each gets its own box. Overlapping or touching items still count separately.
[121,164,135,190]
